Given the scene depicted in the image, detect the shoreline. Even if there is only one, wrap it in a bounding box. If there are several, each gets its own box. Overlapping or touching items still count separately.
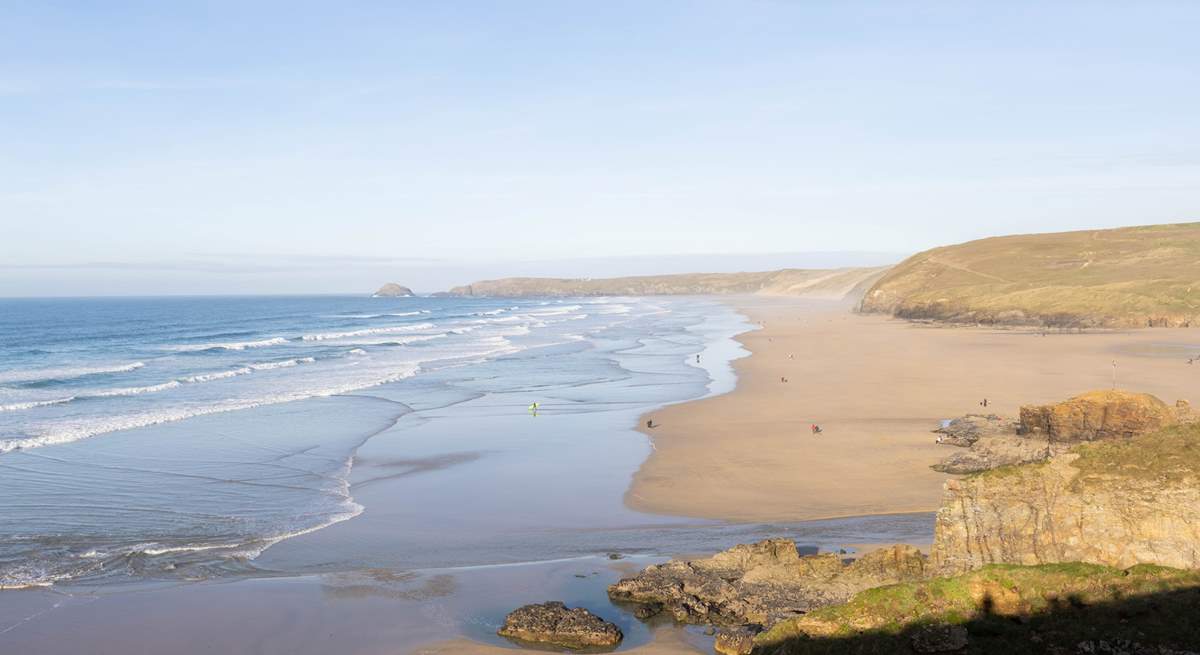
[627,297,1200,523]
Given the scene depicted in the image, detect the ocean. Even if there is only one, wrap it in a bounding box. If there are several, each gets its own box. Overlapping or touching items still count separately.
[0,295,746,588]
[0,294,933,602]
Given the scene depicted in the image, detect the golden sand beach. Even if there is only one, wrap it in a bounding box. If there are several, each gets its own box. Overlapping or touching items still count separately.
[627,297,1200,523]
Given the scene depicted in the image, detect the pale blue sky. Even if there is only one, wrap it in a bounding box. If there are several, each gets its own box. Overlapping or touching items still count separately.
[2,1,1198,295]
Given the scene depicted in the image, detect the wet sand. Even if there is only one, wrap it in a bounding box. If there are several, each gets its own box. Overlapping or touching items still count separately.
[628,297,1200,522]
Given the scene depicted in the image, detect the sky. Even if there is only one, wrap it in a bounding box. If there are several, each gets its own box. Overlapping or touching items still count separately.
[1,1,1198,296]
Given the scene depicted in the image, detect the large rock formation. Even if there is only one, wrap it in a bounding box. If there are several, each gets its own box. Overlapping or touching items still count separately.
[1018,390,1177,443]
[932,421,1200,575]
[932,393,1192,474]
[372,282,414,298]
[608,539,927,629]
[496,602,622,650]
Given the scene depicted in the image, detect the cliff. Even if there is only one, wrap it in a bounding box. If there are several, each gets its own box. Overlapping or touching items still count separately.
[859,222,1200,328]
[372,282,414,297]
[931,421,1200,575]
[755,562,1200,654]
[1018,389,1178,443]
[444,267,889,300]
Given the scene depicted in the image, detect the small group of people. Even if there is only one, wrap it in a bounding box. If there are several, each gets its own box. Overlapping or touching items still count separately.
[810,423,823,435]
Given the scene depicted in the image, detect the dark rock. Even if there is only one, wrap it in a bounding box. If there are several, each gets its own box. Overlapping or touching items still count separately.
[497,601,622,650]
[911,624,969,653]
[632,603,662,620]
[607,552,624,560]
[714,628,757,655]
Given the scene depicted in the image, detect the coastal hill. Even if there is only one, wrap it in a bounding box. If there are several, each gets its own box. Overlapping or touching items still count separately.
[371,282,414,297]
[442,267,888,300]
[860,222,1200,328]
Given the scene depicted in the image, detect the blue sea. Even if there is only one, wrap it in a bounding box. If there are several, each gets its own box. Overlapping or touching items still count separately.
[0,294,934,600]
[0,296,731,587]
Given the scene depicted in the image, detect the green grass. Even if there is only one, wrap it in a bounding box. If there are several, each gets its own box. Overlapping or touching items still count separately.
[861,222,1200,327]
[1069,423,1200,487]
[756,562,1200,651]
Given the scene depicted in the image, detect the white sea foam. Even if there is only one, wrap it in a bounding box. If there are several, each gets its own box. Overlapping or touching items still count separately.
[88,381,182,397]
[0,365,422,454]
[181,367,253,383]
[249,357,316,371]
[0,362,145,385]
[340,334,448,347]
[327,310,429,319]
[472,315,523,324]
[301,323,435,341]
[164,337,288,352]
[0,397,76,413]
[530,305,582,316]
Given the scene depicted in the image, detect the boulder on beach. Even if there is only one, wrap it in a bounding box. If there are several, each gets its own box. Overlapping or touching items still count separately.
[497,601,623,650]
[372,282,415,298]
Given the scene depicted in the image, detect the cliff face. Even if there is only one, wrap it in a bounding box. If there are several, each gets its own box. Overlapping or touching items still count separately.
[444,267,889,300]
[931,422,1200,575]
[859,222,1200,328]
[1018,390,1177,443]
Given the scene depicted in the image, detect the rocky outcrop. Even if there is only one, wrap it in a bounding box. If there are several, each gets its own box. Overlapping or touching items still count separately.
[608,539,927,629]
[372,283,414,298]
[931,421,1200,575]
[931,414,1052,474]
[933,414,1016,447]
[1018,390,1177,443]
[497,602,622,650]
[932,435,1052,474]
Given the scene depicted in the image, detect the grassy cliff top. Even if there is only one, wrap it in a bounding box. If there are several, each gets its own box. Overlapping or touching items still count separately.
[1070,421,1200,485]
[756,562,1200,654]
[860,222,1200,327]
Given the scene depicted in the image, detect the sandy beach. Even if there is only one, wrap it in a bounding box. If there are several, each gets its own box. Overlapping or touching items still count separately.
[628,297,1200,523]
